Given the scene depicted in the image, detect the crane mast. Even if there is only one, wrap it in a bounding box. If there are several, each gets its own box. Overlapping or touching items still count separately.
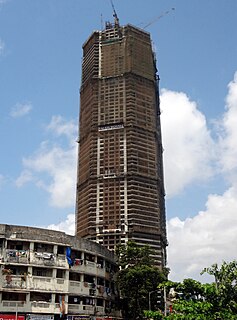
[110,0,119,27]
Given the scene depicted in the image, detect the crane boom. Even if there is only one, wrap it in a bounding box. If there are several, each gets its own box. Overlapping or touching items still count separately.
[143,7,175,29]
[109,0,119,26]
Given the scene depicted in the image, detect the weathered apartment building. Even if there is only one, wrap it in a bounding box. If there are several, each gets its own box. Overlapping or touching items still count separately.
[76,20,167,266]
[0,224,120,320]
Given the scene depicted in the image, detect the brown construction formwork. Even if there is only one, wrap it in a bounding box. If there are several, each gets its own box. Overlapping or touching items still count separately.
[76,24,167,267]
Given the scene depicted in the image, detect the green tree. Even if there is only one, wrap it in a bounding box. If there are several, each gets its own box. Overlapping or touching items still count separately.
[115,241,167,320]
[162,260,237,320]
[201,260,237,314]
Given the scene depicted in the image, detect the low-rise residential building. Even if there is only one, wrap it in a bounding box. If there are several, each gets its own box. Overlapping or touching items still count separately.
[0,224,120,320]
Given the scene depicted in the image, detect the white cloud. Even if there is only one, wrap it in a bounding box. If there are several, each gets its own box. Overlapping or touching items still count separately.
[46,115,78,141]
[167,71,237,281]
[10,102,32,118]
[160,89,216,197]
[17,116,78,208]
[167,185,237,281]
[47,213,75,235]
[15,170,33,187]
[218,71,237,178]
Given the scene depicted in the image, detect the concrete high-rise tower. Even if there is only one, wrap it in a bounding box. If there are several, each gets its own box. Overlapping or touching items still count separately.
[76,19,167,266]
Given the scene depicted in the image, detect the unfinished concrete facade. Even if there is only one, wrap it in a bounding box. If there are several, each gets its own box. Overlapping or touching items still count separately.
[76,22,167,267]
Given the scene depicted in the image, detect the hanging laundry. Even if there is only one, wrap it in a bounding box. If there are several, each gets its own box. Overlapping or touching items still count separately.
[66,247,74,267]
[42,252,54,260]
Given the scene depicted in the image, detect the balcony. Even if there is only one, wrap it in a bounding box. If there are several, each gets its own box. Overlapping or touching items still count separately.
[55,254,68,268]
[2,275,27,289]
[69,280,81,294]
[1,301,25,313]
[55,278,67,292]
[30,252,55,266]
[68,304,102,315]
[96,264,105,277]
[82,282,97,296]
[68,304,82,314]
[5,249,29,264]
[68,304,100,315]
[31,301,63,314]
[71,260,105,276]
[30,276,53,291]
[95,306,104,314]
[83,305,96,314]
[97,285,105,297]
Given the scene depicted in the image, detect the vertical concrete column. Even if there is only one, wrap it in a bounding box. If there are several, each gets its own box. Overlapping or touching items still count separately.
[29,242,34,263]
[81,251,84,261]
[52,268,57,279]
[51,293,56,303]
[53,244,57,255]
[27,266,33,290]
[26,292,30,304]
[65,270,69,281]
[29,242,34,251]
[64,294,69,315]
[2,239,7,261]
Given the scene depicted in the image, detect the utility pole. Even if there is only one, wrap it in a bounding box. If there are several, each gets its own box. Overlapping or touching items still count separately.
[164,286,167,316]
[15,302,18,320]
[148,290,157,310]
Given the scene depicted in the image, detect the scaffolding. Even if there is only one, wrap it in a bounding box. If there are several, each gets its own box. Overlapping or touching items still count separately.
[76,24,167,267]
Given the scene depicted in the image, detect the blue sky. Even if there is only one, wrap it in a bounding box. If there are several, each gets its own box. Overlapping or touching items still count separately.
[1,0,237,281]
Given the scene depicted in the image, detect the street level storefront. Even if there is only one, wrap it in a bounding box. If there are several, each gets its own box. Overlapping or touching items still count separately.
[27,316,54,320]
[0,315,25,320]
[0,316,114,320]
[68,317,112,320]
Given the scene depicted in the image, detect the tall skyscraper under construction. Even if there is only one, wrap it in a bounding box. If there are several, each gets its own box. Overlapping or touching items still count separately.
[76,16,167,266]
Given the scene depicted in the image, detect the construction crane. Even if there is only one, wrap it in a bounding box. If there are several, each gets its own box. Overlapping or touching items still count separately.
[142,7,175,29]
[109,0,119,27]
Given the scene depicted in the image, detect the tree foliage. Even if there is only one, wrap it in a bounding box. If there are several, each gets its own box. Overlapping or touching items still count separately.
[162,260,237,320]
[144,310,163,320]
[201,260,237,313]
[116,245,237,319]
[115,241,167,320]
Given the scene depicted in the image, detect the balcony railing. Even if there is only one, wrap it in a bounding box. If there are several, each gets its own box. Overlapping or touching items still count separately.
[5,249,29,264]
[2,301,25,308]
[31,301,63,314]
[54,278,67,292]
[30,276,53,291]
[69,280,81,294]
[2,275,27,289]
[30,252,67,268]
[95,306,104,313]
[30,252,55,266]
[83,305,95,312]
[68,304,81,313]
[70,260,105,278]
[31,302,50,308]
[1,301,25,313]
[2,250,67,268]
